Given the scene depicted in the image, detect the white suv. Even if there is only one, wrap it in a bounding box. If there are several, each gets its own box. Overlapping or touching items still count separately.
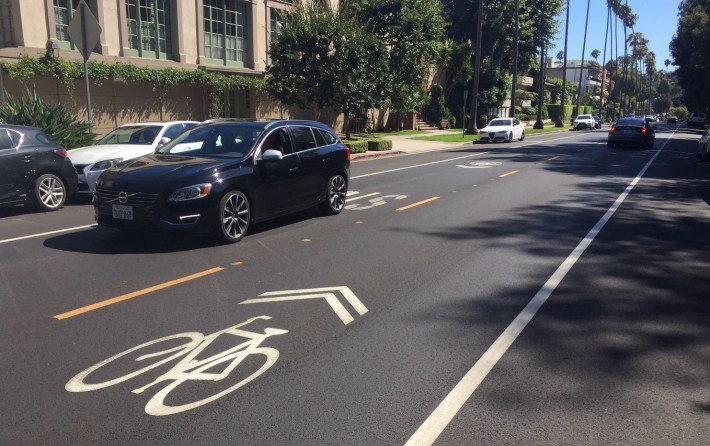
[573,114,596,130]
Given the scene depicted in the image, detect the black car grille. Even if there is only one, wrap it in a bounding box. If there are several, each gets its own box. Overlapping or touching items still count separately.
[96,189,159,206]
[74,164,88,175]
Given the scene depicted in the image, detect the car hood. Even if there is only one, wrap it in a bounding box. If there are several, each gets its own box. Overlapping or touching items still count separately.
[67,144,156,165]
[97,154,239,191]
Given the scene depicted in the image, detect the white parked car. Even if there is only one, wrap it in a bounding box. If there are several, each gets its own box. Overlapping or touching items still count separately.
[478,117,526,143]
[68,121,199,193]
[697,128,710,160]
[573,114,596,130]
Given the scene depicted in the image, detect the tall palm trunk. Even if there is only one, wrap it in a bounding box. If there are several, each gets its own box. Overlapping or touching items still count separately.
[599,7,611,120]
[575,0,591,116]
[509,0,520,118]
[556,0,570,127]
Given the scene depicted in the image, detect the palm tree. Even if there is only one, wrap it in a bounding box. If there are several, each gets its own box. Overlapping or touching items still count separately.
[575,0,591,117]
[555,0,570,127]
[466,0,483,134]
[509,0,520,118]
[591,49,601,61]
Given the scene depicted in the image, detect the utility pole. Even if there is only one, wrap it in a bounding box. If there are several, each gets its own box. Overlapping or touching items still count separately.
[534,44,545,129]
[575,0,591,118]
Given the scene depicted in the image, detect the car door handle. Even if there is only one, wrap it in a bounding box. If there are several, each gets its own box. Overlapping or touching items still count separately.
[321,158,331,163]
[20,156,32,163]
[289,166,300,172]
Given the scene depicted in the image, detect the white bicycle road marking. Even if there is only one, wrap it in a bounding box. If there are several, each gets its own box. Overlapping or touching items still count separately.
[345,194,408,210]
[456,161,503,169]
[66,315,287,416]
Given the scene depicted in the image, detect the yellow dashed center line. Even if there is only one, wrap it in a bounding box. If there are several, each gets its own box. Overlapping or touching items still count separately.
[53,267,225,320]
[397,196,440,211]
[499,170,519,178]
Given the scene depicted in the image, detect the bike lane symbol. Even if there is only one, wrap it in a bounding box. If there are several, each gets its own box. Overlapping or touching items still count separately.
[345,194,407,210]
[66,315,287,416]
[456,161,503,169]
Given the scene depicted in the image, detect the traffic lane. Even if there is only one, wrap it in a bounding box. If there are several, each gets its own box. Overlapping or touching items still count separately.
[0,135,651,442]
[0,129,616,325]
[0,132,672,442]
[425,135,710,444]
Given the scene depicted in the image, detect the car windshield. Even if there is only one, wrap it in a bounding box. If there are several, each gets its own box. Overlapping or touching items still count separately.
[616,118,643,126]
[95,125,163,145]
[488,119,511,126]
[159,124,263,158]
[577,115,592,119]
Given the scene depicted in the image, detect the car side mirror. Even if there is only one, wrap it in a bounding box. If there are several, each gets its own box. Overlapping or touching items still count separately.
[261,149,283,161]
[156,137,171,150]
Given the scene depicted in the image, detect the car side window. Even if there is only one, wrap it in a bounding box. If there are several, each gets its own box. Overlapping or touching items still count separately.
[313,127,327,147]
[318,129,337,145]
[162,124,188,140]
[290,126,317,152]
[0,129,17,150]
[261,128,293,155]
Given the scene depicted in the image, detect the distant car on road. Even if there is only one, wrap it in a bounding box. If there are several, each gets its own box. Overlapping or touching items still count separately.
[0,124,78,211]
[93,120,350,243]
[573,114,596,130]
[478,118,525,143]
[592,114,602,129]
[666,116,678,124]
[687,112,707,130]
[67,121,199,193]
[607,117,656,149]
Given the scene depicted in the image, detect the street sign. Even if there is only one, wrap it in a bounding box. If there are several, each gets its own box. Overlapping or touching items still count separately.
[66,0,101,63]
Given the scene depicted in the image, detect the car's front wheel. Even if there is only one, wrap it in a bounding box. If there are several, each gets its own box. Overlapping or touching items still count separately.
[34,173,67,211]
[218,191,250,243]
[507,132,513,143]
[320,173,347,215]
[519,130,525,141]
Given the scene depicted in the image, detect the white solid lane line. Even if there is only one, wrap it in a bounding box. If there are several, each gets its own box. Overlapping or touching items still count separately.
[404,133,676,446]
[0,224,96,245]
[351,153,489,179]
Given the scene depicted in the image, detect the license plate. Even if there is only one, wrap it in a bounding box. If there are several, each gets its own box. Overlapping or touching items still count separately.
[112,204,133,220]
[623,129,633,134]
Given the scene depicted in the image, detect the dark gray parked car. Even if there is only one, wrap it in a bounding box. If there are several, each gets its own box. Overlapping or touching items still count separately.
[0,124,78,211]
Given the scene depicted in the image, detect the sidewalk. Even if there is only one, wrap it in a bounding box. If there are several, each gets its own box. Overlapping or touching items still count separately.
[350,129,470,160]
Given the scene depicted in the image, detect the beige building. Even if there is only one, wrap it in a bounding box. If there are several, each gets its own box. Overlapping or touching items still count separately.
[0,0,330,135]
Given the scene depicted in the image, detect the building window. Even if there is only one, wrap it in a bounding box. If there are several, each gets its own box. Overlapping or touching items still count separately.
[204,0,249,68]
[270,8,283,44]
[126,0,173,59]
[54,0,99,51]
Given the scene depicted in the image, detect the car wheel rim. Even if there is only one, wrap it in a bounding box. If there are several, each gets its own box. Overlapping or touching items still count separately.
[39,176,64,209]
[329,175,346,211]
[222,193,249,240]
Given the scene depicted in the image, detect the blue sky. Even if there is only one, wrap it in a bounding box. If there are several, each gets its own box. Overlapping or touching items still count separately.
[549,0,682,71]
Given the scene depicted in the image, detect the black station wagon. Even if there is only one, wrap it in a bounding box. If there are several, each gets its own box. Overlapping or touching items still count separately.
[93,120,350,242]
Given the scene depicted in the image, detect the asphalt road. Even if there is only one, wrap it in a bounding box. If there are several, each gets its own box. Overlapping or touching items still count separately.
[1,125,708,445]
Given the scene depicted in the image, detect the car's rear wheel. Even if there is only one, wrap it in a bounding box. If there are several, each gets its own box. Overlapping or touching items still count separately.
[607,142,615,149]
[320,173,347,215]
[218,191,250,243]
[34,173,66,211]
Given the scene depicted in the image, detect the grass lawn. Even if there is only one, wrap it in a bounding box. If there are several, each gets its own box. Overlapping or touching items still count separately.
[365,130,432,137]
[411,125,571,142]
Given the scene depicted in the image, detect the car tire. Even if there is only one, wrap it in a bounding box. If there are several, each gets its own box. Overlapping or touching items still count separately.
[319,173,347,215]
[607,142,614,149]
[33,173,67,211]
[507,132,513,143]
[218,191,250,243]
[519,130,525,141]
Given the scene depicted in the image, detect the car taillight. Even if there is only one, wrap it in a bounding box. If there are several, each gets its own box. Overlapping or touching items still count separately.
[610,127,616,133]
[641,128,647,134]
[345,146,351,161]
[54,149,68,157]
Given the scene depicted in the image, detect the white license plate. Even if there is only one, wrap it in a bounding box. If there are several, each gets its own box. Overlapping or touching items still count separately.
[112,204,133,220]
[623,129,633,134]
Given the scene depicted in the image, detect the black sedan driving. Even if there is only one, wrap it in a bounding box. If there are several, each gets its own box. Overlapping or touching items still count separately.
[93,120,350,243]
[607,117,656,149]
[0,124,78,211]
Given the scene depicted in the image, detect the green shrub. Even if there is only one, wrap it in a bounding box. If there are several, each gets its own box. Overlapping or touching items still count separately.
[0,86,95,148]
[367,139,392,151]
[344,139,368,153]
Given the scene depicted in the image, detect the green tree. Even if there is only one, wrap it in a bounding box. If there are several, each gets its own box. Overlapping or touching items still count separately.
[265,3,390,138]
[346,0,446,112]
[670,0,710,111]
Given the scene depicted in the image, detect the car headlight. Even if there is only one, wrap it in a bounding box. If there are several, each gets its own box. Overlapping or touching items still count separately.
[168,183,212,202]
[90,158,123,171]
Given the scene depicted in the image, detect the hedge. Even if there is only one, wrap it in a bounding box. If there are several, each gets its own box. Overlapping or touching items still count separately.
[367,139,392,151]
[547,104,574,122]
[345,140,368,153]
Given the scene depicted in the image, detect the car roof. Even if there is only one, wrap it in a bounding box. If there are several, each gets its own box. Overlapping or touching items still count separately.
[118,121,200,128]
[0,123,44,132]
